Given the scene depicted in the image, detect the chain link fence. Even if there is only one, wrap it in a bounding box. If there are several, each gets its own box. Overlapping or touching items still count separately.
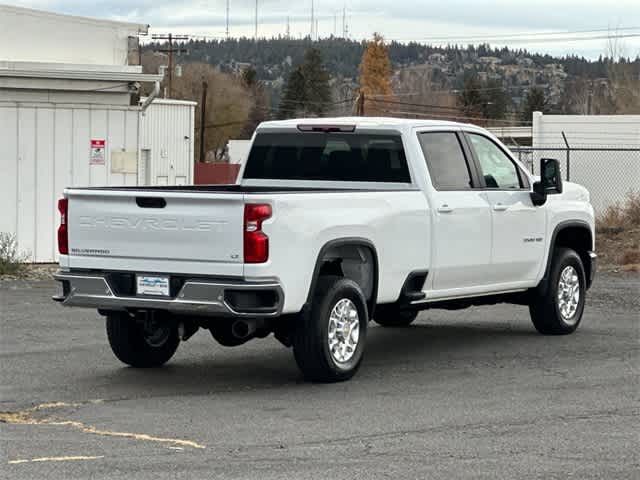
[508,145,640,213]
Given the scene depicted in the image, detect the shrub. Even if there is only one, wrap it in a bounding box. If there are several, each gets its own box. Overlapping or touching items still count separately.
[596,192,640,232]
[0,232,29,276]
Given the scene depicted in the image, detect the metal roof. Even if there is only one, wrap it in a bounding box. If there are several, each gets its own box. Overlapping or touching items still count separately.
[0,66,163,83]
[0,4,149,33]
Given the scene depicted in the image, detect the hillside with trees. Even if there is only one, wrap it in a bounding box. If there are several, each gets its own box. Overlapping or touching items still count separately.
[141,36,640,159]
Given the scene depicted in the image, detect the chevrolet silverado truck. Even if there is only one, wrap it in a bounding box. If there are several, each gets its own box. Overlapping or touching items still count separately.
[53,118,596,382]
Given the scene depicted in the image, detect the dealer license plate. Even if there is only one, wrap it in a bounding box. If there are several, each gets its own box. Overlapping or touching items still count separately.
[136,275,170,296]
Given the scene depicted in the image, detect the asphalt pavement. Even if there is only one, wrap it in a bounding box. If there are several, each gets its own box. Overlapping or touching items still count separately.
[1,273,638,479]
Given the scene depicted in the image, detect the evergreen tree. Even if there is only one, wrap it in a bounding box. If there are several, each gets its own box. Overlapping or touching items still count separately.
[278,48,331,119]
[278,66,306,119]
[521,87,547,122]
[240,67,270,138]
[458,74,484,116]
[482,79,509,119]
[359,33,393,97]
[300,48,332,116]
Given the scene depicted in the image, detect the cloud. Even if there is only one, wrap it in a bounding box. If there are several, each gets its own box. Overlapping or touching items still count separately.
[12,1,640,29]
[9,0,640,57]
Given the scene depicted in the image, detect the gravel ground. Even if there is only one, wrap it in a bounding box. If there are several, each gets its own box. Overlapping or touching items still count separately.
[1,273,638,479]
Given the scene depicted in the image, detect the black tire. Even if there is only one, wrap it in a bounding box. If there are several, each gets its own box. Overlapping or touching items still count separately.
[373,305,418,327]
[292,276,368,383]
[529,247,586,335]
[106,312,180,367]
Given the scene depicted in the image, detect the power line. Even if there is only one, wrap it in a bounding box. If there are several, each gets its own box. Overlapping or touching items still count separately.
[390,32,640,44]
[379,109,533,125]
[391,26,640,42]
[370,98,526,121]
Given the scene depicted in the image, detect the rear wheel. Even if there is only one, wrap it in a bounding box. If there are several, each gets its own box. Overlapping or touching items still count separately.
[529,248,586,335]
[373,306,418,327]
[106,312,180,367]
[292,277,368,382]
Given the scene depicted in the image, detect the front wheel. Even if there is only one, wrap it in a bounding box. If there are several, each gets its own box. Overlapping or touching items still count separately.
[293,277,368,382]
[529,248,586,335]
[106,312,180,367]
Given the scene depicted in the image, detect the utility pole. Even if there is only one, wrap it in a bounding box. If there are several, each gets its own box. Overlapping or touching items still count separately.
[355,91,365,116]
[152,33,188,98]
[199,80,208,163]
[286,16,290,39]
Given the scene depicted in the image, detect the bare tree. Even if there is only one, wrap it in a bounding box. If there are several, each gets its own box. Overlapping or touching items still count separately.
[141,53,252,161]
[174,64,251,161]
[606,32,640,114]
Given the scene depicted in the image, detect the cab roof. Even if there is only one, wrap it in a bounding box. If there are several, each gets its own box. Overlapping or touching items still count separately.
[258,117,475,131]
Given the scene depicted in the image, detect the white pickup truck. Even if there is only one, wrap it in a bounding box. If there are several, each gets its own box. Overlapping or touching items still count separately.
[54,118,596,382]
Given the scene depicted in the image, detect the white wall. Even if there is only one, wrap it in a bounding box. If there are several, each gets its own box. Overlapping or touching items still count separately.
[139,100,196,186]
[0,102,140,262]
[0,5,146,66]
[532,112,640,212]
[228,140,252,165]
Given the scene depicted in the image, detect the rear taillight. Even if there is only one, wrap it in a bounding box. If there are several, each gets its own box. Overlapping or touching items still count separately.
[58,198,68,255]
[244,203,272,263]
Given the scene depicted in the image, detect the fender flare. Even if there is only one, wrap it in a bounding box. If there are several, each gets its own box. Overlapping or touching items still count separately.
[304,237,379,316]
[539,219,593,292]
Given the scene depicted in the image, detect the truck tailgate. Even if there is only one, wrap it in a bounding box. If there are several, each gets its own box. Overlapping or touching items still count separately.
[66,190,245,277]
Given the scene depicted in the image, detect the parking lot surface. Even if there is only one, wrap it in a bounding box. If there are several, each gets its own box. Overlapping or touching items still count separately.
[1,273,638,479]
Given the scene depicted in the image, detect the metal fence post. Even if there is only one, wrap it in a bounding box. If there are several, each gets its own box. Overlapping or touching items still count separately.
[561,131,571,181]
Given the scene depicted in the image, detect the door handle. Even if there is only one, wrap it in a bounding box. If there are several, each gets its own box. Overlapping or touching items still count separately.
[437,204,454,213]
[493,203,508,212]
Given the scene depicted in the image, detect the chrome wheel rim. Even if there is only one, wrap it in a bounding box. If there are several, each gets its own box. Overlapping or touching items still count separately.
[557,266,580,324]
[328,298,360,364]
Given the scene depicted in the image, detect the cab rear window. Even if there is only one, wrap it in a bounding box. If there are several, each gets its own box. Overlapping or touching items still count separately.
[244,132,411,183]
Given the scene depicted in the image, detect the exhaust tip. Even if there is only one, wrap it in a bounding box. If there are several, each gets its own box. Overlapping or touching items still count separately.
[231,320,256,339]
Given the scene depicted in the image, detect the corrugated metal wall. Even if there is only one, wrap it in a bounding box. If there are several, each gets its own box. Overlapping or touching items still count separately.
[0,102,139,262]
[140,100,195,186]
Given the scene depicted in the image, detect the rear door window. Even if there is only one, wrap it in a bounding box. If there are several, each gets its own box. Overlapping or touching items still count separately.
[244,132,411,183]
[418,132,474,190]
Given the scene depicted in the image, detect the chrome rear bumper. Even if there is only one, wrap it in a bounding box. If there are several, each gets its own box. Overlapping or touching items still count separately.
[53,271,284,317]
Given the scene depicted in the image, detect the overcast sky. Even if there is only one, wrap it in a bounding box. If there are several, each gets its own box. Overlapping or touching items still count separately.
[10,1,640,59]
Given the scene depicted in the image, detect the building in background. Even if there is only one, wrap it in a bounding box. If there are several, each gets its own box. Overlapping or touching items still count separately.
[227,139,252,165]
[140,98,196,186]
[0,4,194,262]
[529,112,640,211]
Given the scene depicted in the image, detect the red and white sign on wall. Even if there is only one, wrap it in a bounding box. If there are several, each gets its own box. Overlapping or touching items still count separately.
[90,139,106,165]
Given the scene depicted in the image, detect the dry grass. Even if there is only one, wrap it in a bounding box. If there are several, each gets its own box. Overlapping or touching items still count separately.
[596,192,640,231]
[0,232,29,276]
[596,192,640,271]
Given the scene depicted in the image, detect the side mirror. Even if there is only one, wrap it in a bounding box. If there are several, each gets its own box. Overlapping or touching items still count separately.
[531,158,563,206]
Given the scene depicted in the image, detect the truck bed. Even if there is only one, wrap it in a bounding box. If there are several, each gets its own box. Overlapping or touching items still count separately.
[69,184,376,194]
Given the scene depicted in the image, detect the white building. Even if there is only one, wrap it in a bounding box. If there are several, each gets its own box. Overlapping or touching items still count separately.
[140,99,197,186]
[532,112,640,211]
[227,139,252,165]
[0,5,195,262]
